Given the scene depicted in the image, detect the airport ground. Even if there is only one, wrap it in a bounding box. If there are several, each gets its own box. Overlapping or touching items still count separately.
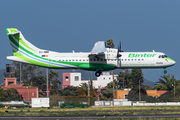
[1,106,180,119]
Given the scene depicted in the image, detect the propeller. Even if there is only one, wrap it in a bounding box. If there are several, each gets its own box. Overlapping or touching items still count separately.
[116,41,123,67]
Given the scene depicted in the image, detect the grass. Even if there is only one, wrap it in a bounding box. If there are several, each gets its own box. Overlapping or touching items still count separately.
[1,105,180,112]
[0,105,180,117]
[1,110,180,116]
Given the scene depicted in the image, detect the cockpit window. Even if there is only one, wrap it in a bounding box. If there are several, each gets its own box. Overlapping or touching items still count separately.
[159,55,162,58]
[159,55,168,58]
[164,55,168,58]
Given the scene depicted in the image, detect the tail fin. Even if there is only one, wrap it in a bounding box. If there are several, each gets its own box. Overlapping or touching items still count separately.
[6,28,41,56]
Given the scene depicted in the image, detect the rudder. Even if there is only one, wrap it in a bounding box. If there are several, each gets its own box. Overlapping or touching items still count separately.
[6,28,40,56]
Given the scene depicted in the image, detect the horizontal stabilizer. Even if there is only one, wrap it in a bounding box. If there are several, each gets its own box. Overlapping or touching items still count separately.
[6,56,29,63]
[91,41,106,54]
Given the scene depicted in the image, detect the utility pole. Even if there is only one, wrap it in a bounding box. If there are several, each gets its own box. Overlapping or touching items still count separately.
[46,68,49,97]
[123,70,125,89]
[98,85,101,101]
[26,87,29,101]
[112,70,114,100]
[88,80,90,105]
[174,80,175,100]
[139,79,141,101]
[20,62,21,84]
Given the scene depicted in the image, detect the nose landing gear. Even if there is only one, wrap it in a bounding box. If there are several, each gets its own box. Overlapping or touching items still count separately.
[164,70,167,74]
[163,68,167,74]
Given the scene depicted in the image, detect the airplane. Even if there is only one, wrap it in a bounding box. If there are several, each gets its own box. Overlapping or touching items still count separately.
[6,28,176,77]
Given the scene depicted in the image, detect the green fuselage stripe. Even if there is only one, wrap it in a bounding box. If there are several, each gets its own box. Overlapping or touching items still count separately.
[9,35,116,71]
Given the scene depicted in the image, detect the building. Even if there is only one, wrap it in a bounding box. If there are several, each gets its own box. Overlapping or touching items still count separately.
[2,78,38,101]
[114,89,167,99]
[62,72,114,89]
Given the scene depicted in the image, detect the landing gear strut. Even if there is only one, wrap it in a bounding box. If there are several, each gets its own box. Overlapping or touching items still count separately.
[164,70,167,74]
[95,71,102,77]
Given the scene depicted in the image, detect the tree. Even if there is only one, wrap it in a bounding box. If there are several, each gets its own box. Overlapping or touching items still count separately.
[89,80,96,97]
[117,69,131,89]
[77,87,86,97]
[156,74,176,90]
[106,39,115,48]
[0,88,22,101]
[11,62,43,85]
[48,70,61,90]
[153,84,168,90]
[129,69,144,87]
[79,83,88,95]
[127,86,155,102]
[102,89,113,99]
[61,86,78,96]
[106,80,118,89]
[30,75,46,91]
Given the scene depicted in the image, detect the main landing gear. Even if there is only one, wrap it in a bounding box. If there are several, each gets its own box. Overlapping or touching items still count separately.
[95,70,102,77]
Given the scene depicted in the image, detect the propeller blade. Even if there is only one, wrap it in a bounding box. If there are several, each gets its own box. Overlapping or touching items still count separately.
[119,41,123,52]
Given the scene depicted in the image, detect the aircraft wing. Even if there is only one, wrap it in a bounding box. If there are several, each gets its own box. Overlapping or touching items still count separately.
[89,41,106,57]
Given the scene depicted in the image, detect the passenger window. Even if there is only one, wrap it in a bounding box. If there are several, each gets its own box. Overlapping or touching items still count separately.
[131,59,133,61]
[90,59,92,61]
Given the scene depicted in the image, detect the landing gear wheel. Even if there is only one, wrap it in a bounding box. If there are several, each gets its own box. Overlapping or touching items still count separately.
[95,71,102,77]
[164,70,167,74]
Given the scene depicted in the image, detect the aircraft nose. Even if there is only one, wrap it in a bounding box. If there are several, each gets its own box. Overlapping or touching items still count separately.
[170,59,176,66]
[165,58,176,66]
[172,60,176,65]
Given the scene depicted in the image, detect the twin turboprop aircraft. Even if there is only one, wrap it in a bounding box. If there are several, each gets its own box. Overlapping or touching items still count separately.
[6,28,176,77]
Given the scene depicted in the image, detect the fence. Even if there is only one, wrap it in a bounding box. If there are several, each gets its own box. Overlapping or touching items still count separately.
[50,95,97,107]
[94,101,180,106]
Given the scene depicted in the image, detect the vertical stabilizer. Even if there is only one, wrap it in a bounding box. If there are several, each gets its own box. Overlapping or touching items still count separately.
[6,28,40,56]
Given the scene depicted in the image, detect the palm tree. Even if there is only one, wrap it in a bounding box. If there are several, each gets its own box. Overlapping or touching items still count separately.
[79,83,88,95]
[156,74,176,91]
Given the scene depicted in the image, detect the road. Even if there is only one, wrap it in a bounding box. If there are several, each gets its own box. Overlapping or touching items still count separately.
[0,114,180,120]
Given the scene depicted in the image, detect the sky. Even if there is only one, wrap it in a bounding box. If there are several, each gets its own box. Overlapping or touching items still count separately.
[0,0,179,83]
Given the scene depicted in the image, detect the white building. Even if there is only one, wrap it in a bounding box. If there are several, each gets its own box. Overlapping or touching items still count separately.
[62,72,114,89]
